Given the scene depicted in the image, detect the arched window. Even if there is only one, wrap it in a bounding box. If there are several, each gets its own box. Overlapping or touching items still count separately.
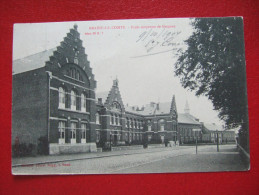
[113,114,116,125]
[110,114,114,124]
[71,90,77,110]
[59,87,66,109]
[76,70,80,80]
[115,114,118,125]
[81,93,87,112]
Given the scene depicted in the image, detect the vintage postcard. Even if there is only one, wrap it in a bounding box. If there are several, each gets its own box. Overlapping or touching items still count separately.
[12,17,249,175]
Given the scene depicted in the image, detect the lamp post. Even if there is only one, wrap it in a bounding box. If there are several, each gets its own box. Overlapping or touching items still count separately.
[110,132,112,151]
[193,129,201,154]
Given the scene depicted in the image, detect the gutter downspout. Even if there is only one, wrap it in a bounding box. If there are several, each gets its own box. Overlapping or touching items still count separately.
[46,71,52,143]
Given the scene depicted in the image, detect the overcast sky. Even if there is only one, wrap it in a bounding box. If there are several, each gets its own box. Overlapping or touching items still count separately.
[13,18,223,125]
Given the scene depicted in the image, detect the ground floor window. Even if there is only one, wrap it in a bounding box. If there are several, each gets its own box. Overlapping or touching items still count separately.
[71,122,77,144]
[129,133,132,142]
[58,121,66,144]
[96,131,100,143]
[81,123,87,143]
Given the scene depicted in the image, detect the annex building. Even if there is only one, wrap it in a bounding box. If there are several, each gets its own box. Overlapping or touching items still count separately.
[12,25,235,156]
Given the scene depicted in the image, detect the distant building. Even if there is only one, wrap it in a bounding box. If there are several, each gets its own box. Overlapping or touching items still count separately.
[178,101,202,144]
[201,123,236,143]
[95,79,178,148]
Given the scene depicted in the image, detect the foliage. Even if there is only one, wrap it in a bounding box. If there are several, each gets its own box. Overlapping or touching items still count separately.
[175,17,248,130]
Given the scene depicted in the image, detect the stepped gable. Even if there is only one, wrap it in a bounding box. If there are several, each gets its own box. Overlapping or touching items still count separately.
[45,24,96,88]
[104,79,125,112]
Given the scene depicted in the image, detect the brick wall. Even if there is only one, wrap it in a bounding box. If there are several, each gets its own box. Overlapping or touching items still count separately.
[12,68,48,148]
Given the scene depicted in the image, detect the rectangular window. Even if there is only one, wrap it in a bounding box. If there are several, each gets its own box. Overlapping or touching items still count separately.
[59,88,66,109]
[96,113,100,124]
[81,123,87,143]
[71,91,77,111]
[81,94,87,112]
[160,125,164,131]
[96,131,100,143]
[58,121,65,144]
[148,125,151,131]
[126,119,128,127]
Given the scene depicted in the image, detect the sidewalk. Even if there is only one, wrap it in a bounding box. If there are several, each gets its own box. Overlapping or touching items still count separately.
[12,145,193,167]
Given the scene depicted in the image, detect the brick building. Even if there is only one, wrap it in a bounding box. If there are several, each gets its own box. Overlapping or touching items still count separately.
[201,123,236,144]
[13,24,97,155]
[13,25,231,156]
[95,79,178,149]
[177,101,202,144]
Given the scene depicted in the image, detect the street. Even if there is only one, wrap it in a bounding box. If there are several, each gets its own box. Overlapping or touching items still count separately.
[12,144,248,175]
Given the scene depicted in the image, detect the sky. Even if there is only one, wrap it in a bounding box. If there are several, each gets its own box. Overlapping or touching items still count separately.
[13,18,224,125]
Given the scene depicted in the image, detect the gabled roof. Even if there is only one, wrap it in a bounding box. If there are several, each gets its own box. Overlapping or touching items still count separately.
[178,113,201,125]
[203,123,224,131]
[13,48,56,75]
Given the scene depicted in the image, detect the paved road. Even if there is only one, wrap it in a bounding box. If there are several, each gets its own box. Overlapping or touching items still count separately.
[12,144,248,175]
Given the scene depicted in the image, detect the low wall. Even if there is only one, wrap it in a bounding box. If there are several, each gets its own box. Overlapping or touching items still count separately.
[237,143,250,169]
[49,142,97,155]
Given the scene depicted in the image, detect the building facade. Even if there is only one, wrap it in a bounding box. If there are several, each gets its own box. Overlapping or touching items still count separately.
[13,25,97,155]
[12,25,232,156]
[95,79,178,149]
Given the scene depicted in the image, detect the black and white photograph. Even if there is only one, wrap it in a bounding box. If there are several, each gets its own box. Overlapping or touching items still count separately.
[12,17,249,175]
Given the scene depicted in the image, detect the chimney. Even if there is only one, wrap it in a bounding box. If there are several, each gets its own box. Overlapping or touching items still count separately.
[98,98,102,104]
[184,100,190,114]
[156,103,159,110]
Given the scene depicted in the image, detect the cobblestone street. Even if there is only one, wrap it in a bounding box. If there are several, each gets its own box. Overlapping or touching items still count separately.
[12,144,248,175]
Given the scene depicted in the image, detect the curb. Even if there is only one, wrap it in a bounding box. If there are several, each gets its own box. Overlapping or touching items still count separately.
[12,147,184,167]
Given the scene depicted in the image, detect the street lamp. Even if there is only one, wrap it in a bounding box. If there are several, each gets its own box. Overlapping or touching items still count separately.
[216,129,219,152]
[110,132,112,151]
[192,128,201,154]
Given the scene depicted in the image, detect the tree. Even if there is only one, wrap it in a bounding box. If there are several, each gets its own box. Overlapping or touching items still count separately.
[175,17,249,150]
